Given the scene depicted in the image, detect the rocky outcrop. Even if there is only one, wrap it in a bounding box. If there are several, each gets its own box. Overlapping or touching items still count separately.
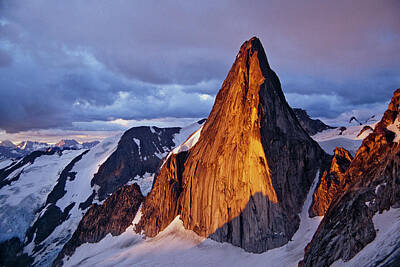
[357,125,373,138]
[91,126,180,200]
[136,37,328,253]
[349,116,362,125]
[302,89,400,267]
[293,108,334,136]
[53,184,143,267]
[309,147,352,217]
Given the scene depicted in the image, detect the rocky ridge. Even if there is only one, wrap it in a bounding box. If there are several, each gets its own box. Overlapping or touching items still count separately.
[293,108,335,136]
[302,89,400,266]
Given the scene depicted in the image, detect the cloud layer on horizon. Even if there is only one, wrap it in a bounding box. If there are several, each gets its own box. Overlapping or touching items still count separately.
[0,0,399,133]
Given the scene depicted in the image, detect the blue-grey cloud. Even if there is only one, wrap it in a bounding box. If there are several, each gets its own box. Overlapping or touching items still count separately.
[0,0,399,133]
[0,49,12,67]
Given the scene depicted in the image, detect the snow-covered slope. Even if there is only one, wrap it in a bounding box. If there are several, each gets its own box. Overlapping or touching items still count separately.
[332,207,400,267]
[0,150,83,243]
[0,121,205,266]
[171,125,203,154]
[312,121,379,155]
[0,159,13,169]
[172,120,205,148]
[62,171,323,267]
[24,134,123,266]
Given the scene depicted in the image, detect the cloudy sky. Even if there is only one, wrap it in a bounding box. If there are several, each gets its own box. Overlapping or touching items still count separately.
[0,0,399,142]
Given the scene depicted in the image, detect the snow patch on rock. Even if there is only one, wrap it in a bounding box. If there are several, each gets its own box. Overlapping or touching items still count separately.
[312,122,377,156]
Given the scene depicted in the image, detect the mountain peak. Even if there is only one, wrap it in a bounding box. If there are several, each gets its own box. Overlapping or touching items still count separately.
[136,38,328,253]
[234,36,270,77]
[55,139,79,148]
[0,140,16,148]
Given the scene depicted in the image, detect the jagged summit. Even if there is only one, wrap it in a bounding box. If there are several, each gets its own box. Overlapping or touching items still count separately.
[236,36,271,69]
[136,37,328,253]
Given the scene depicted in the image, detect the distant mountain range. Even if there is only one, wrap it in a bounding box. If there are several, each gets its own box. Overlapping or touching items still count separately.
[0,112,336,162]
[0,139,100,160]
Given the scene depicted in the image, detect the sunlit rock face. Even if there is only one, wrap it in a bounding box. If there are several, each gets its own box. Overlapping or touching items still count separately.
[136,37,328,253]
[309,147,352,217]
[303,89,400,267]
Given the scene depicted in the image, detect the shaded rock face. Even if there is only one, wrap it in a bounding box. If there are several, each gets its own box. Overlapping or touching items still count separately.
[303,89,400,267]
[136,37,328,253]
[53,184,143,267]
[309,147,353,217]
[0,237,33,267]
[92,126,180,200]
[293,108,334,136]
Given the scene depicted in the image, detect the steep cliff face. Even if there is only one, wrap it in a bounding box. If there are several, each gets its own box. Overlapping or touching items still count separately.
[136,37,328,253]
[53,184,143,267]
[302,89,400,267]
[309,147,352,217]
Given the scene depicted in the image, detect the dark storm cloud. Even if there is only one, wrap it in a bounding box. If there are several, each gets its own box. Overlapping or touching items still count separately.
[0,0,399,132]
[282,70,400,118]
